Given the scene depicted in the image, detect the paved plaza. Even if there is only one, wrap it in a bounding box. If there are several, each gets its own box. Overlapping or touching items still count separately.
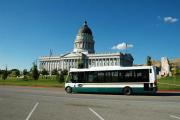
[0,86,180,120]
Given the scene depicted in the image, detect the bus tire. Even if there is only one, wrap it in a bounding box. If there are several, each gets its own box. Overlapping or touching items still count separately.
[123,87,132,95]
[65,86,72,93]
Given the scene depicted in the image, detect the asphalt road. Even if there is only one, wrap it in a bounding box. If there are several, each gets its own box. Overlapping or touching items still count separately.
[0,86,180,120]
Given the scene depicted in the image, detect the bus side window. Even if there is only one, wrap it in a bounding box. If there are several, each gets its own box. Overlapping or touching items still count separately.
[87,72,98,83]
[119,71,124,82]
[134,70,148,82]
[124,70,133,82]
[136,70,143,82]
[88,72,94,83]
[105,71,112,83]
[98,72,104,83]
[77,72,85,83]
[112,71,118,82]
[93,72,98,82]
[140,69,149,82]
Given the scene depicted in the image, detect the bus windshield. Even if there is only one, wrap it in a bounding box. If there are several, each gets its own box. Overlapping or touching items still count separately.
[66,73,78,83]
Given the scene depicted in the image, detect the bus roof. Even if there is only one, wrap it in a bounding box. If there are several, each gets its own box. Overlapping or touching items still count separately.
[70,66,154,72]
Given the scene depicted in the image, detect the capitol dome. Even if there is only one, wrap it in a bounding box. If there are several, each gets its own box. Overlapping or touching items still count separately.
[73,21,95,54]
[78,21,92,35]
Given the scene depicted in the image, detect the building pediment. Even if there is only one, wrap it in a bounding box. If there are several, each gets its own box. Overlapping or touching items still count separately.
[61,52,84,58]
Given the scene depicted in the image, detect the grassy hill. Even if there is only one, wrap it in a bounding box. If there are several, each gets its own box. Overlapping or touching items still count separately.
[158,76,180,90]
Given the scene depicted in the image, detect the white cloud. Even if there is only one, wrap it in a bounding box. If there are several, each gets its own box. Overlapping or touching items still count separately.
[164,17,178,23]
[112,42,133,50]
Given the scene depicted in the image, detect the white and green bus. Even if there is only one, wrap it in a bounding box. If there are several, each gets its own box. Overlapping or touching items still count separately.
[65,66,157,95]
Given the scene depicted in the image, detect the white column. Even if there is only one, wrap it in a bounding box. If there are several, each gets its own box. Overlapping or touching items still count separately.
[69,59,71,68]
[101,59,103,66]
[58,61,60,70]
[114,58,117,66]
[97,59,99,66]
[49,61,51,72]
[115,58,117,65]
[58,61,59,69]
[45,62,47,70]
[66,59,68,69]
[104,58,106,66]
[56,61,58,70]
[117,58,120,66]
[52,62,54,70]
[47,62,49,71]
[105,58,107,66]
[62,60,64,70]
[51,61,53,71]
[55,61,57,69]
[54,61,56,70]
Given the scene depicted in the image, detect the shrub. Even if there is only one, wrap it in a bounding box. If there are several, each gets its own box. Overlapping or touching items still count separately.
[56,73,64,83]
[2,67,8,80]
[62,69,68,75]
[31,63,39,80]
[23,69,28,76]
[51,69,58,75]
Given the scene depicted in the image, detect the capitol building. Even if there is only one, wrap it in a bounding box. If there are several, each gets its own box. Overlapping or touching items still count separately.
[39,21,134,72]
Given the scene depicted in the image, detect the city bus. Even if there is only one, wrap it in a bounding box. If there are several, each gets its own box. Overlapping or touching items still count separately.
[65,66,157,95]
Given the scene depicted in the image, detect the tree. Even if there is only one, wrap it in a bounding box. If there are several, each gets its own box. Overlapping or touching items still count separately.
[10,69,20,77]
[146,56,152,66]
[31,62,39,80]
[56,73,64,83]
[0,69,3,75]
[23,69,28,76]
[0,69,3,78]
[62,69,68,75]
[51,69,58,75]
[2,66,8,80]
[41,68,49,76]
[171,64,178,76]
[22,69,29,81]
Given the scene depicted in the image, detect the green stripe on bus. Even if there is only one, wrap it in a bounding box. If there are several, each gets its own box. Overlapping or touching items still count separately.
[72,87,145,93]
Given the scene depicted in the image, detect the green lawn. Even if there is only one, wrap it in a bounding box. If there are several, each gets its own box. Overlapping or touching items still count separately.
[158,76,180,90]
[0,76,64,88]
[0,76,180,90]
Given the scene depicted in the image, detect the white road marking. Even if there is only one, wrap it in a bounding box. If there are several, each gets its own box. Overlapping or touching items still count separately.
[26,102,39,120]
[169,115,180,120]
[88,107,105,120]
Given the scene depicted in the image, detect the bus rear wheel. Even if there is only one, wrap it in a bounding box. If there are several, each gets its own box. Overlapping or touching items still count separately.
[65,87,72,93]
[123,87,132,95]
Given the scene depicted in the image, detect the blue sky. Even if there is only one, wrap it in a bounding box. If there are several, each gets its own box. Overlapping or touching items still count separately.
[0,0,179,70]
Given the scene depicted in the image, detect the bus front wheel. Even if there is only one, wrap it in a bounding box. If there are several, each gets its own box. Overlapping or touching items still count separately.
[123,87,132,95]
[65,87,72,93]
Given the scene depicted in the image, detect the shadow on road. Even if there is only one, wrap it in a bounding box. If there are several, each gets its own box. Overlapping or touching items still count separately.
[155,92,180,96]
[73,92,180,96]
